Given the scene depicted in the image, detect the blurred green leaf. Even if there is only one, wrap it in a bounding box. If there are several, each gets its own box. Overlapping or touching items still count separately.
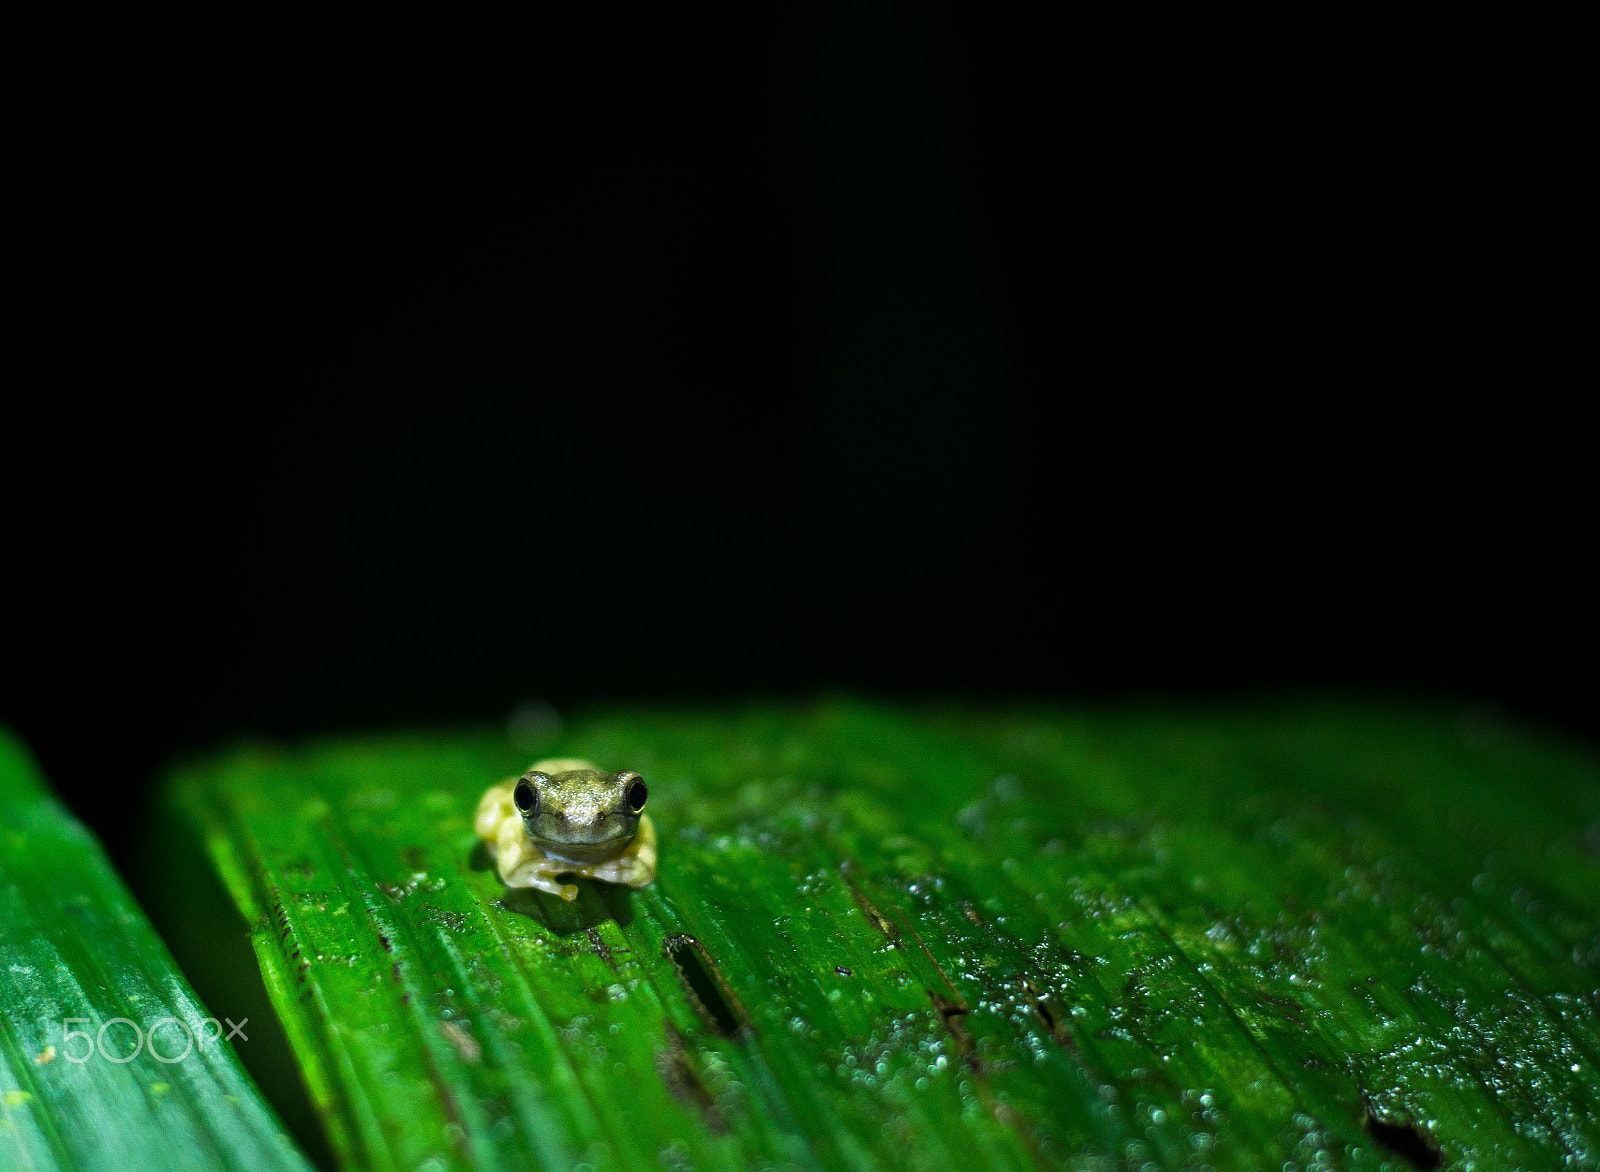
[0,725,312,1172]
[168,700,1600,1170]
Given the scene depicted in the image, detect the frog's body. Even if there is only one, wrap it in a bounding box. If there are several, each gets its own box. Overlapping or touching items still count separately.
[474,757,656,901]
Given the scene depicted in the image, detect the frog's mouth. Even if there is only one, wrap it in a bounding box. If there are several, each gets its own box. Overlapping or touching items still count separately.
[531,834,634,864]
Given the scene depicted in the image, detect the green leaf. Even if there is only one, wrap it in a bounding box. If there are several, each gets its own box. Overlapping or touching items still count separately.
[0,725,313,1172]
[167,700,1600,1170]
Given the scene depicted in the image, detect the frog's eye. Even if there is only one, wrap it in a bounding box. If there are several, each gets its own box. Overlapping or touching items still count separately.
[513,779,539,816]
[626,778,648,813]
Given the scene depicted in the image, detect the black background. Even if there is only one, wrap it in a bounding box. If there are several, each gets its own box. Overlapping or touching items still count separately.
[6,6,1595,864]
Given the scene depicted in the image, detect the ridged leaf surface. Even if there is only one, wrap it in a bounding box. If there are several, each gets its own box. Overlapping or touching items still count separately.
[0,726,312,1172]
[170,700,1600,1170]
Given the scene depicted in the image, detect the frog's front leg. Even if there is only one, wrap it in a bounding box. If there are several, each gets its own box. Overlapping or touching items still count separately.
[585,814,658,888]
[490,813,581,901]
[501,853,581,902]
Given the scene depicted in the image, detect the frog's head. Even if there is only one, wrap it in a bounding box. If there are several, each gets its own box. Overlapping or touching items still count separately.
[513,766,648,862]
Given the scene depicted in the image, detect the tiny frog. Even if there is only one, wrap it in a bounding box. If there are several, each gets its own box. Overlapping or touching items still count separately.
[474,757,656,901]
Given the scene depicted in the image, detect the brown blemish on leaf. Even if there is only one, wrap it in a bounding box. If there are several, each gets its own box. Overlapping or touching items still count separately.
[655,1025,726,1132]
[440,1020,482,1064]
[928,991,979,1071]
[1021,975,1077,1052]
[586,927,617,971]
[845,876,899,941]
